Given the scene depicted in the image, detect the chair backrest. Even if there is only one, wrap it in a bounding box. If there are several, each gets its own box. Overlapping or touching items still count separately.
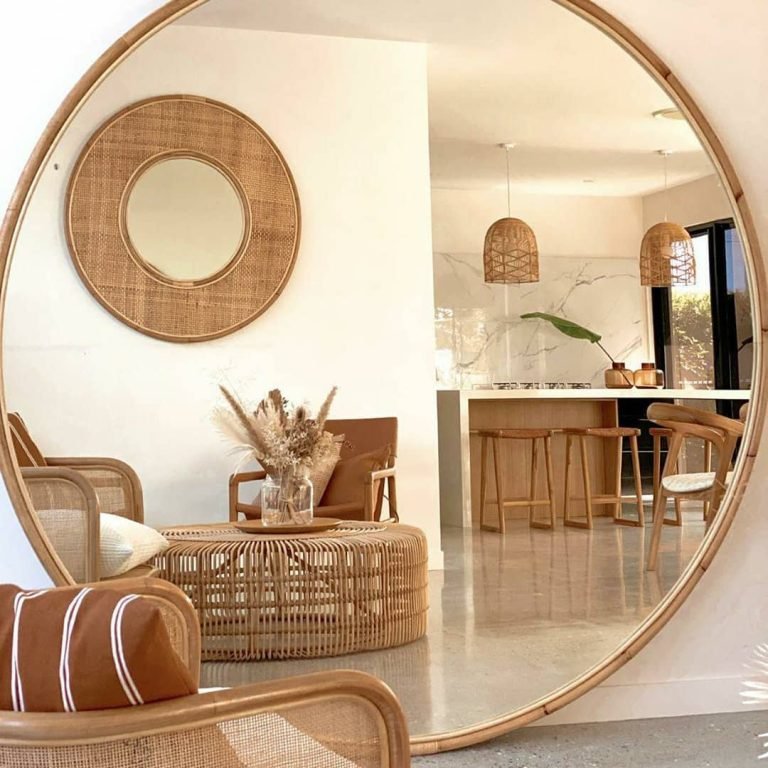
[7,413,47,467]
[739,402,749,422]
[647,403,744,439]
[647,403,743,507]
[324,417,398,465]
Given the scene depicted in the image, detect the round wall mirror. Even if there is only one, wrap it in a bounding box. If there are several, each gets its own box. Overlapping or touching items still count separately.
[0,0,761,758]
[124,155,247,284]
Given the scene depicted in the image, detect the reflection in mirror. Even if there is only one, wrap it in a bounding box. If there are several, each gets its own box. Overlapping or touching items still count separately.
[125,156,246,283]
[3,0,755,751]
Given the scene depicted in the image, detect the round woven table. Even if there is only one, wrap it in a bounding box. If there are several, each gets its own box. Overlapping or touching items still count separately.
[154,522,429,661]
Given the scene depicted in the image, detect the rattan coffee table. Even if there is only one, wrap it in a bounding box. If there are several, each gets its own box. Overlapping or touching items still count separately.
[154,521,429,661]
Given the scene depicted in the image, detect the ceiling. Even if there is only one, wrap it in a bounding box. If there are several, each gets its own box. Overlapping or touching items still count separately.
[179,0,714,197]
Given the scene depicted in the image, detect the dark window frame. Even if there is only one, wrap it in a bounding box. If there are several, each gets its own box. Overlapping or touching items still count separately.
[651,217,744,417]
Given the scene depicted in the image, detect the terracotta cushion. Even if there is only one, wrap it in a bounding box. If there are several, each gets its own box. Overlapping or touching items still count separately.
[0,584,196,712]
[7,413,46,468]
[321,446,391,508]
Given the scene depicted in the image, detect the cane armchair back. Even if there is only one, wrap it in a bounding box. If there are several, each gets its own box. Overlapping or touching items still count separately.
[0,579,409,767]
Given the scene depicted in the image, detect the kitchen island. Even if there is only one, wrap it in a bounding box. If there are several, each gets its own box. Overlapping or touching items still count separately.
[437,388,751,528]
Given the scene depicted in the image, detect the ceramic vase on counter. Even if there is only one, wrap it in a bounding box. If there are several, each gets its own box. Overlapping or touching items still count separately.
[634,362,665,388]
[604,362,634,388]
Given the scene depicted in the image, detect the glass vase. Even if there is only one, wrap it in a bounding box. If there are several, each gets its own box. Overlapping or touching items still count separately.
[261,468,314,526]
[604,362,634,388]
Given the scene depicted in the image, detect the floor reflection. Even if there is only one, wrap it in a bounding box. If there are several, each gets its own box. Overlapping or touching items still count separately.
[201,511,704,737]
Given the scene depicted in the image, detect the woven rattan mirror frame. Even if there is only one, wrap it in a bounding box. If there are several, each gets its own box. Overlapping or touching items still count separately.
[65,94,301,343]
[0,0,764,758]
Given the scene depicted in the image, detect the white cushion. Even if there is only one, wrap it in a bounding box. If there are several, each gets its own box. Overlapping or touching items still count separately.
[662,470,733,494]
[98,513,169,577]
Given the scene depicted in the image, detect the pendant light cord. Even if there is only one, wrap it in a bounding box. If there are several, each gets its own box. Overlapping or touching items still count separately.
[505,145,512,218]
[663,152,669,223]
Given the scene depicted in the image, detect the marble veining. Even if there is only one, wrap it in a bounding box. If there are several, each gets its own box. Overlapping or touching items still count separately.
[434,252,648,388]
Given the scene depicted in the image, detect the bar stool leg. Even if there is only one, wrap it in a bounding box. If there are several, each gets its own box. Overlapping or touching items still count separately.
[530,436,554,530]
[544,435,556,529]
[492,437,505,534]
[630,434,645,526]
[528,438,539,526]
[479,435,489,531]
[563,434,573,526]
[580,435,594,530]
[565,434,592,529]
[613,434,623,521]
[652,432,661,515]
[613,435,644,527]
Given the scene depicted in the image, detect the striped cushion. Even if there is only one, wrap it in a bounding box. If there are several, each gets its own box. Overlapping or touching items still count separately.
[0,584,196,712]
[662,471,734,494]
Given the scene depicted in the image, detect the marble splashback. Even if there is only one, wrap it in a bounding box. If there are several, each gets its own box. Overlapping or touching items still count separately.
[434,252,649,389]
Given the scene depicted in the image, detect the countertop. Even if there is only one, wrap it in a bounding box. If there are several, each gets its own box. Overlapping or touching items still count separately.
[437,388,751,401]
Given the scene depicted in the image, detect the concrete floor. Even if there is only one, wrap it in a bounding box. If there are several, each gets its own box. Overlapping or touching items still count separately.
[412,711,767,767]
[203,513,703,738]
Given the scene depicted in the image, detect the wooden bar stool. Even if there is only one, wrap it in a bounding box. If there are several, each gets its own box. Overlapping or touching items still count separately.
[474,428,556,533]
[562,427,645,529]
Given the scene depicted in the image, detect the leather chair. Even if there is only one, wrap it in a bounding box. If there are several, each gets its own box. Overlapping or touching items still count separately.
[230,417,398,522]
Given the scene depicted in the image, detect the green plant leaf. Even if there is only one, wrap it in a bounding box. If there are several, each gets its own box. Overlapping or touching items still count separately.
[520,312,602,344]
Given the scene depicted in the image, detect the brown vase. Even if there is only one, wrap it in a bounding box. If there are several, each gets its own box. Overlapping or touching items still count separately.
[604,362,634,388]
[634,362,665,389]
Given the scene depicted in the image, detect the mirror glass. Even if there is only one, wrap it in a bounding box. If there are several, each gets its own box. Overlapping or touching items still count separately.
[4,0,755,749]
[125,156,246,282]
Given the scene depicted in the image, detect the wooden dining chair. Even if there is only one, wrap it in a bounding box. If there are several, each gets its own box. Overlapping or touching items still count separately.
[646,403,743,571]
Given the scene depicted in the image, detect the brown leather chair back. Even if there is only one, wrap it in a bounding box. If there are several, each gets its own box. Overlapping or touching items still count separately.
[7,413,47,467]
[324,417,398,465]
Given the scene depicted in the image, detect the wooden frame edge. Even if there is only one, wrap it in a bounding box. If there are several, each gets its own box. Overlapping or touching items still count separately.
[63,92,302,343]
[0,0,763,757]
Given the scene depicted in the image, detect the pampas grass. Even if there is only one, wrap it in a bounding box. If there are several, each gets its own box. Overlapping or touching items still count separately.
[214,386,338,476]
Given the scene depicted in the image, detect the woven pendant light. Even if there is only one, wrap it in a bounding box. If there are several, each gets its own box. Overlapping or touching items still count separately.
[483,144,539,284]
[639,151,696,287]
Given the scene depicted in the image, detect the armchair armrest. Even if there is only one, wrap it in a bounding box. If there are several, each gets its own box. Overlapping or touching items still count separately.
[21,466,100,583]
[46,456,144,523]
[229,470,267,522]
[0,670,410,767]
[87,577,201,688]
[365,466,398,523]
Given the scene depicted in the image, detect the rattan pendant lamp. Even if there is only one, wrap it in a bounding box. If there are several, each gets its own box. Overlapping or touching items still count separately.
[483,143,539,284]
[639,150,696,287]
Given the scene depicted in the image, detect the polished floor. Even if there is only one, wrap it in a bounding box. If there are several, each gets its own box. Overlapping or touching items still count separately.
[412,711,767,767]
[202,509,705,738]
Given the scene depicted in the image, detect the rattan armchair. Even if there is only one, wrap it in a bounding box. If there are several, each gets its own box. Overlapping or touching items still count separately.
[9,413,151,583]
[0,577,411,768]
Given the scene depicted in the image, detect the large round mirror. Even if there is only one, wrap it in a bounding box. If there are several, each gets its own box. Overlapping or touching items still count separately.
[0,0,760,757]
[124,155,247,284]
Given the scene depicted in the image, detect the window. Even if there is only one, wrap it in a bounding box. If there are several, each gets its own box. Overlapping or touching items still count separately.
[652,218,751,416]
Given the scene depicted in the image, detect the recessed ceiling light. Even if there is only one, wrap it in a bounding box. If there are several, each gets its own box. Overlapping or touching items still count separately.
[652,108,685,121]
[583,178,595,183]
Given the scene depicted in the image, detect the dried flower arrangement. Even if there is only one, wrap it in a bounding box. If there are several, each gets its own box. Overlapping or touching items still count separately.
[214,385,339,477]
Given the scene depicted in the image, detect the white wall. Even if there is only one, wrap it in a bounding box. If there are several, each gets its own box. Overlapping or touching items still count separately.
[3,24,444,567]
[643,173,732,230]
[1,0,768,728]
[432,187,650,387]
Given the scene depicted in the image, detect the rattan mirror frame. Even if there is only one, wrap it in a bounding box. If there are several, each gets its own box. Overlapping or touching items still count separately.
[0,0,763,757]
[66,94,301,343]
[120,149,250,288]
